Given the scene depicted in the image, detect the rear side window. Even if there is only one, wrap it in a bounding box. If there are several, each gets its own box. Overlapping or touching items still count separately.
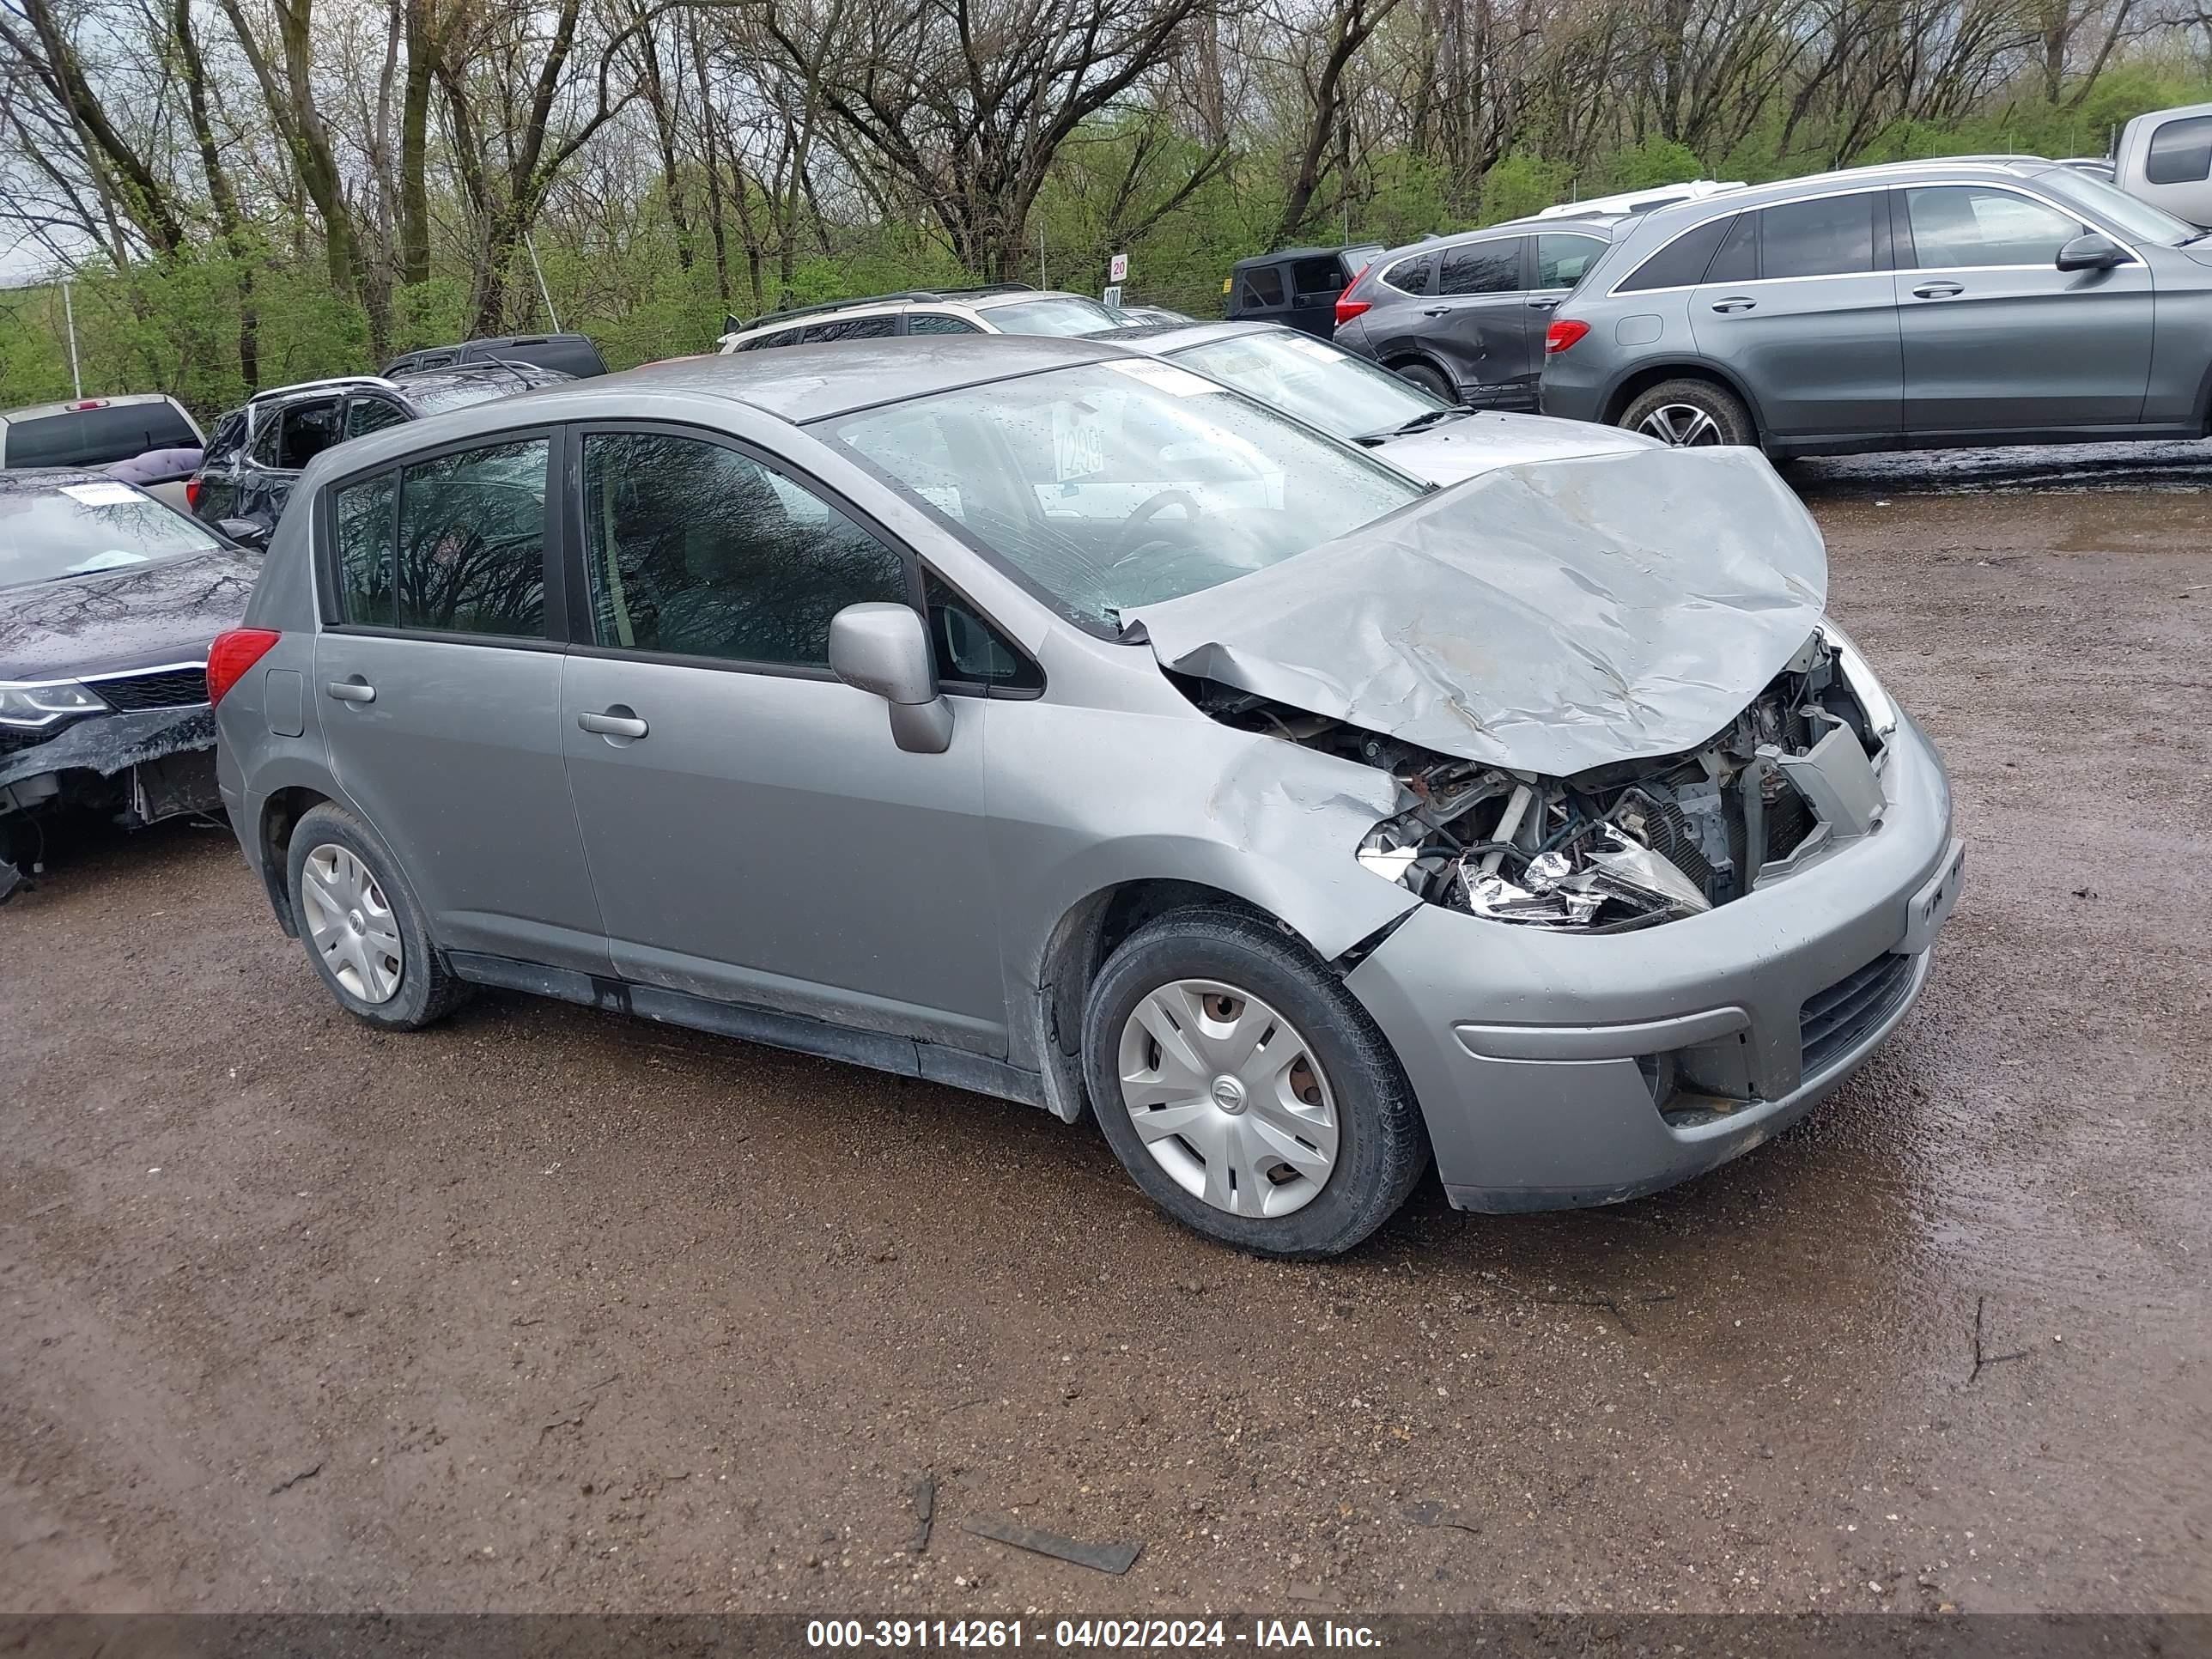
[1754,193,1877,278]
[908,313,982,336]
[799,315,897,343]
[1534,233,1605,290]
[1381,256,1433,295]
[252,398,342,471]
[2146,116,2212,185]
[357,438,550,638]
[3,401,199,468]
[580,430,905,667]
[1239,265,1286,307]
[1439,239,1522,296]
[736,328,803,353]
[1620,215,1737,292]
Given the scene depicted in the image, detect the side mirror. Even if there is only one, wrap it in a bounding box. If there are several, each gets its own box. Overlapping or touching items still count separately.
[2056,233,2130,272]
[216,517,270,550]
[828,603,952,755]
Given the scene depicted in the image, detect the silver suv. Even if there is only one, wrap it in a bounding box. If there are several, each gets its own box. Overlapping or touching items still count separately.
[210,337,1961,1256]
[1539,157,2212,453]
[718,284,1133,353]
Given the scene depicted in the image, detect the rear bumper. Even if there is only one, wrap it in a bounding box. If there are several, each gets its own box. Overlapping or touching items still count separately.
[1344,716,1960,1212]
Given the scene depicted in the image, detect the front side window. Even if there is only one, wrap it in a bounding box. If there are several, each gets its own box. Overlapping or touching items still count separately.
[2147,114,2212,185]
[1172,330,1446,443]
[1534,233,1606,290]
[908,313,982,336]
[1381,256,1434,295]
[580,430,906,667]
[1905,186,2082,268]
[826,360,1424,629]
[1754,193,1877,279]
[1439,239,1522,296]
[391,438,549,637]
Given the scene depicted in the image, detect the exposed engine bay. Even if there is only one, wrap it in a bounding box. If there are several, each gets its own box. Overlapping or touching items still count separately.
[1180,629,1893,933]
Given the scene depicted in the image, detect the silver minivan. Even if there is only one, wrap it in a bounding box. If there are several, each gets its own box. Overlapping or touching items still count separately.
[212,337,1961,1256]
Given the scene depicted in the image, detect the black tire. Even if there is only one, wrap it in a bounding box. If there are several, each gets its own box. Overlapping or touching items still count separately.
[286,801,471,1030]
[1391,360,1455,402]
[1082,908,1429,1259]
[1616,377,1758,447]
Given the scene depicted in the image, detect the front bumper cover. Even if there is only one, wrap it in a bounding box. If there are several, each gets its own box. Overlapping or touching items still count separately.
[1344,715,1960,1212]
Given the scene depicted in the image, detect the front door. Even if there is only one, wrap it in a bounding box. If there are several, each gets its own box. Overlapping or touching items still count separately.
[1895,184,2155,432]
[1689,190,1902,441]
[238,392,342,532]
[557,425,1007,1054]
[1426,236,1536,408]
[312,432,610,972]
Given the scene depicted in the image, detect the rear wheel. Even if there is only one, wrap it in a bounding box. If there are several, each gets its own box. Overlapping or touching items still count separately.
[1618,377,1757,447]
[1391,361,1455,402]
[1083,908,1428,1258]
[286,802,471,1030]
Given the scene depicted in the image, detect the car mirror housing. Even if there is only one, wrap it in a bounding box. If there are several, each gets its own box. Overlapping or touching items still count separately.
[2056,233,2130,272]
[829,603,952,755]
[216,517,270,550]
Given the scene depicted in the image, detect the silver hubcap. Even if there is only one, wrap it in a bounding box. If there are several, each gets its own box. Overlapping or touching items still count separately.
[1637,402,1723,446]
[301,843,403,1005]
[1116,979,1340,1218]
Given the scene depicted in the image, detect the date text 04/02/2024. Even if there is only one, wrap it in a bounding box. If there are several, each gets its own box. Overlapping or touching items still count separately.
[804,1620,1384,1649]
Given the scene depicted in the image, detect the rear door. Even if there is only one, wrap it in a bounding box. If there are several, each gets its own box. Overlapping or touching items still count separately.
[1689,189,1902,441]
[556,423,1007,1051]
[1894,183,2154,432]
[1426,236,1535,407]
[312,432,609,972]
[1527,231,1611,375]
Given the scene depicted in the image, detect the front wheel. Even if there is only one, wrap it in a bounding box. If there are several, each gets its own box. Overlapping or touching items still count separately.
[1618,377,1758,447]
[1082,908,1429,1258]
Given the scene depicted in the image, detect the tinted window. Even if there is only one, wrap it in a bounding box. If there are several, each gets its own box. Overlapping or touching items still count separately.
[2147,115,2212,185]
[393,438,548,638]
[3,401,198,468]
[1439,239,1522,296]
[1705,214,1759,283]
[1755,193,1877,279]
[1381,256,1433,295]
[1534,233,1606,290]
[333,472,397,625]
[1620,215,1736,292]
[1291,258,1342,295]
[1240,265,1287,307]
[926,575,1042,690]
[346,398,408,438]
[736,328,803,353]
[908,313,982,336]
[799,315,897,343]
[1905,186,2081,267]
[580,431,905,667]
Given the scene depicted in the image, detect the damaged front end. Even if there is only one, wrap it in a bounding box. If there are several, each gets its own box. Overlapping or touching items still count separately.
[1187,627,1895,935]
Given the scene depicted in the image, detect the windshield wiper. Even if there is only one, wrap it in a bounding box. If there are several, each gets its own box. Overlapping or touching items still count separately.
[1377,405,1474,440]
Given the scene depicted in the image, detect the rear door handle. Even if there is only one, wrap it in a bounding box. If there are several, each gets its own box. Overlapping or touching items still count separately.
[1526,297,1559,311]
[1421,306,1451,317]
[1912,280,1964,299]
[1709,296,1757,313]
[578,708,649,739]
[325,678,375,703]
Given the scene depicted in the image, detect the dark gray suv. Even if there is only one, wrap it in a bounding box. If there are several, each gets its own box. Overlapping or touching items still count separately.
[1539,158,2212,454]
[1332,222,1613,407]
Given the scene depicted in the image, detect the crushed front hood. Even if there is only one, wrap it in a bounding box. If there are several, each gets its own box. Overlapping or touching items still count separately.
[1128,446,1828,777]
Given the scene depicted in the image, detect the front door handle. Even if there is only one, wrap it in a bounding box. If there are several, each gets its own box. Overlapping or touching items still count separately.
[1912,280,1964,299]
[1709,296,1757,313]
[325,678,375,703]
[578,707,648,740]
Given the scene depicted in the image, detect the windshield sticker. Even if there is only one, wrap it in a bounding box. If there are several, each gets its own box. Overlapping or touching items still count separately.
[1105,360,1218,398]
[59,481,145,507]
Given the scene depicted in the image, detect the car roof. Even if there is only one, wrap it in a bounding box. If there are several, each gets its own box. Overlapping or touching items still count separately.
[0,392,182,422]
[1233,246,1366,268]
[389,362,568,397]
[1620,156,2063,234]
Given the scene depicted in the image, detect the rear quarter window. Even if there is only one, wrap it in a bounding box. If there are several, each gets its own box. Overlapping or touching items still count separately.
[1617,215,1739,293]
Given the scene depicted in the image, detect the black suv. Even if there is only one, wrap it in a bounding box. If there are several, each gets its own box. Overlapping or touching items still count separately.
[189,363,568,538]
[1224,245,1382,337]
[382,332,608,379]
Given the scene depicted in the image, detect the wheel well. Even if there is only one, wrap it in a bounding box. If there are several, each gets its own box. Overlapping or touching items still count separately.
[258,786,331,936]
[1602,362,1759,434]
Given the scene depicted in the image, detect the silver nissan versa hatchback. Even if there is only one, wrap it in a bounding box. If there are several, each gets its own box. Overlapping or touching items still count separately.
[211,337,1964,1257]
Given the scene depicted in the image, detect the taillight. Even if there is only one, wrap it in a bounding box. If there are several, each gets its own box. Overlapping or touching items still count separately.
[207,629,280,707]
[185,477,201,510]
[1335,265,1374,328]
[1545,319,1592,355]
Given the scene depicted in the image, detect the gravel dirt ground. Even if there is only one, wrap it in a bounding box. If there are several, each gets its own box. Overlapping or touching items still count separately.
[3,451,2209,1619]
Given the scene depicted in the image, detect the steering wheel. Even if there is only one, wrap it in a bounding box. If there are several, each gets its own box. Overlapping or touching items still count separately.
[1109,489,1203,560]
